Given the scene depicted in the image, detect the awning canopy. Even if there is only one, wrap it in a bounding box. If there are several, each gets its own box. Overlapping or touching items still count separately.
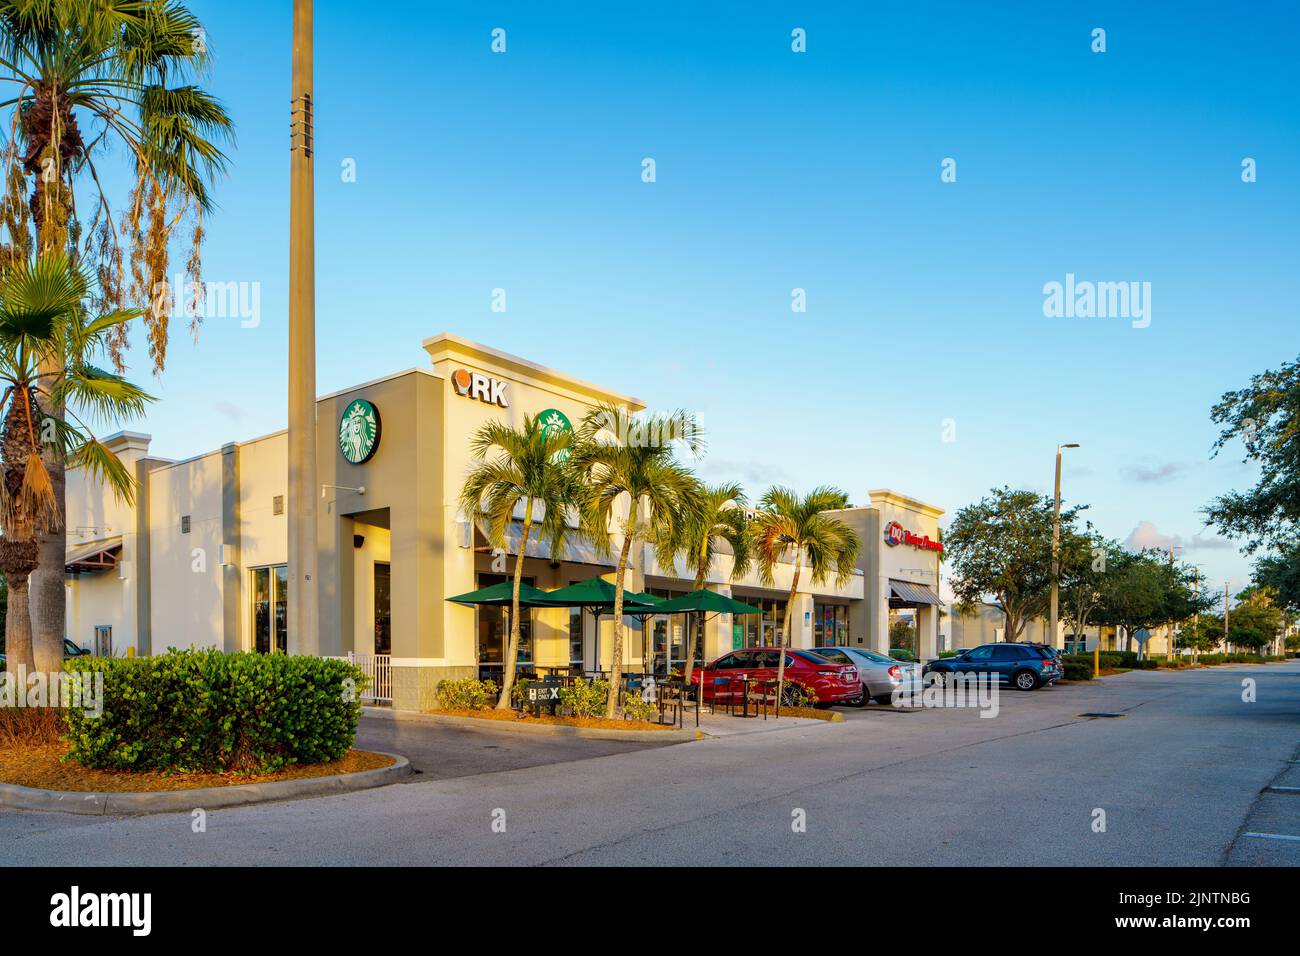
[66,537,122,575]
[889,578,943,608]
[473,519,605,566]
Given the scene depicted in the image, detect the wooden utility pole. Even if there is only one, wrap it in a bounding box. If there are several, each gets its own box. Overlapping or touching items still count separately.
[288,0,318,655]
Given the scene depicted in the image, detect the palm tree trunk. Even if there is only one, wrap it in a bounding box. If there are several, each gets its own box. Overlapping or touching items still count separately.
[496,500,534,710]
[681,567,707,685]
[30,126,72,676]
[3,572,34,673]
[774,558,801,715]
[604,531,635,719]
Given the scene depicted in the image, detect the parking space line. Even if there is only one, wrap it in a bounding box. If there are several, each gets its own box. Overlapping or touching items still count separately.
[1243,832,1300,842]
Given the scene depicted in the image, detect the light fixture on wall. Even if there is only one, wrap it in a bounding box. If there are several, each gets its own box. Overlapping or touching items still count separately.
[320,484,365,514]
[321,484,365,498]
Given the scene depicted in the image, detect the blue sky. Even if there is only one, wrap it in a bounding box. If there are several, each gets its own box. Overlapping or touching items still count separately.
[97,1,1298,599]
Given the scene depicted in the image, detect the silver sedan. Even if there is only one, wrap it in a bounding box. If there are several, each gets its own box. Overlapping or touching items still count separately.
[812,645,920,705]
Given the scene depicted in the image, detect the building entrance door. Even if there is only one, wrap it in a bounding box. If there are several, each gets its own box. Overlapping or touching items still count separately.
[374,562,391,655]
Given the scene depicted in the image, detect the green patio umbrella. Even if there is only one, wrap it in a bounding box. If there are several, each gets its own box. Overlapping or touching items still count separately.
[538,577,663,675]
[537,577,662,612]
[446,580,557,608]
[446,581,561,680]
[651,590,761,617]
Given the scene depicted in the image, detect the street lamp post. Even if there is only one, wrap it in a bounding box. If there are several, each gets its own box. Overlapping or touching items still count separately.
[1049,443,1080,649]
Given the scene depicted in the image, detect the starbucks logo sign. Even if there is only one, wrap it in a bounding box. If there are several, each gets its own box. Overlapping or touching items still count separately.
[538,408,573,461]
[339,399,381,464]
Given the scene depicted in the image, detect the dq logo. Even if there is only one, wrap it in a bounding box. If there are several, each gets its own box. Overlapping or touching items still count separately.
[884,520,943,553]
[452,368,509,407]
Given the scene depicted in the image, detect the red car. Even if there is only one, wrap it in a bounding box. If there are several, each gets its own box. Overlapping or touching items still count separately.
[692,647,860,706]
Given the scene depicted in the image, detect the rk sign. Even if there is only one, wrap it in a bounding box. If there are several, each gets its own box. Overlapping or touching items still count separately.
[451,368,509,407]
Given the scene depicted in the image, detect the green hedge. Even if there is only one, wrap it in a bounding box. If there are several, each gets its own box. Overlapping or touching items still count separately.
[63,649,366,773]
[1062,661,1094,681]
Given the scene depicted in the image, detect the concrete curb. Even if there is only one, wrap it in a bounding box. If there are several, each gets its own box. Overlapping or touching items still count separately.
[0,751,410,816]
[365,707,700,743]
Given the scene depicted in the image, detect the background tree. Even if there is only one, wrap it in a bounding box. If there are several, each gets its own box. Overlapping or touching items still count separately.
[1058,530,1112,644]
[570,404,703,718]
[1226,585,1284,655]
[944,487,1087,643]
[460,414,578,709]
[1205,354,1300,615]
[0,0,232,670]
[1092,549,1214,655]
[1177,618,1223,661]
[752,486,860,702]
[679,481,750,685]
[0,255,148,674]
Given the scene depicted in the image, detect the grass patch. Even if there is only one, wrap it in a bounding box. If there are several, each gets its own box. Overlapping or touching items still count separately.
[0,741,392,793]
[0,707,63,746]
[428,708,676,731]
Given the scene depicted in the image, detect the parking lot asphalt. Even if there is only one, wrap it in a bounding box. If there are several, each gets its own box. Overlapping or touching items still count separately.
[1,661,1296,866]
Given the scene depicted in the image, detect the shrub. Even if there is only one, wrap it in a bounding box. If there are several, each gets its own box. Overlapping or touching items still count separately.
[620,691,657,722]
[510,676,532,709]
[1062,661,1094,681]
[436,677,498,710]
[938,650,959,659]
[779,680,816,707]
[559,677,608,718]
[63,649,365,773]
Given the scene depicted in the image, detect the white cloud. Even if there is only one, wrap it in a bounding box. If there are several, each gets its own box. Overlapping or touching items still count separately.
[1123,521,1235,553]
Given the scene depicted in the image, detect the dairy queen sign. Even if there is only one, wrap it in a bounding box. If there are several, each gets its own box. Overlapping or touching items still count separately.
[884,520,943,553]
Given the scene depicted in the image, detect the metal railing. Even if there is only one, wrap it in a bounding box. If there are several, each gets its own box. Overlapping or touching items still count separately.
[327,651,393,705]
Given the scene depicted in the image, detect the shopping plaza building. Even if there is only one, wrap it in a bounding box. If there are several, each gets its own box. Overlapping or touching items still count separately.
[65,333,946,710]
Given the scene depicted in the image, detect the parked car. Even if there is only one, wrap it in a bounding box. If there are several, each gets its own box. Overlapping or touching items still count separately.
[922,642,1063,690]
[692,648,861,706]
[0,641,91,667]
[812,645,920,705]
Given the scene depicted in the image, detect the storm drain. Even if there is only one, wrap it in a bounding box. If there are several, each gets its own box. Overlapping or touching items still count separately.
[1074,712,1128,719]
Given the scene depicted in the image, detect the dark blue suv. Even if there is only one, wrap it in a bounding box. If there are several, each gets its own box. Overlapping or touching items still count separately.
[923,643,1062,690]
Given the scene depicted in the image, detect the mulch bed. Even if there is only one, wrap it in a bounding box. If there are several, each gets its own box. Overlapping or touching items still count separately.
[428,708,676,731]
[0,742,393,793]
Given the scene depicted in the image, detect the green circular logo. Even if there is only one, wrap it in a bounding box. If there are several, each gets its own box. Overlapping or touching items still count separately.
[537,408,573,461]
[339,399,381,464]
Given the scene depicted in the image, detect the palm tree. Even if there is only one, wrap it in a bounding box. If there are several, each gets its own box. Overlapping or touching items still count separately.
[459,414,579,709]
[0,254,149,675]
[753,486,860,706]
[0,0,232,669]
[570,404,704,718]
[679,481,750,684]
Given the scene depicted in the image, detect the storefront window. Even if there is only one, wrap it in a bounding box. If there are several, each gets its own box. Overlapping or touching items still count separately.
[374,562,391,655]
[814,603,850,646]
[569,606,583,669]
[477,574,535,672]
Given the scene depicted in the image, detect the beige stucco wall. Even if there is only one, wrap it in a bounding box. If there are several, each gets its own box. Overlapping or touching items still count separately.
[64,433,152,654]
[147,450,225,651]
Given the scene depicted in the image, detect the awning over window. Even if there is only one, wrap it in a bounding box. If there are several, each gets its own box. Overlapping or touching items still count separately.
[889,578,943,607]
[474,519,605,567]
[66,536,123,575]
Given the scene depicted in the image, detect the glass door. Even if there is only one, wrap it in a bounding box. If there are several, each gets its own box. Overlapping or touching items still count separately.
[252,565,289,653]
[374,562,391,655]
